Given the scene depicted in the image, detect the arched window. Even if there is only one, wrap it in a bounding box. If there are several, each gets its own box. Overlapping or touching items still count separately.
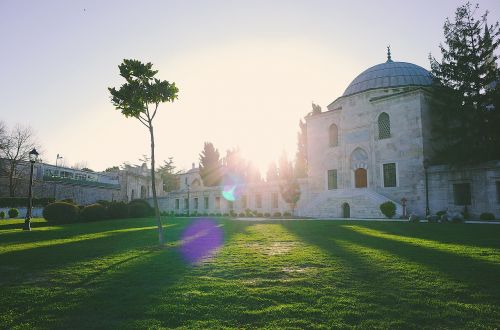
[378,112,391,139]
[329,124,338,147]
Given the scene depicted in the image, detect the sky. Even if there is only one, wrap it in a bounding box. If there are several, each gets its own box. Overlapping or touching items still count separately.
[1,0,499,174]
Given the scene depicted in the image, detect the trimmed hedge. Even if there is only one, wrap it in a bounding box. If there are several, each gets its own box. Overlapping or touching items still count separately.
[8,208,19,218]
[128,199,154,218]
[0,197,55,208]
[0,211,5,219]
[43,202,80,223]
[80,204,108,221]
[380,201,396,219]
[479,212,495,221]
[107,202,129,219]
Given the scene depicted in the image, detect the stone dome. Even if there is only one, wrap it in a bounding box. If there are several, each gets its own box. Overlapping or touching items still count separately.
[342,60,433,97]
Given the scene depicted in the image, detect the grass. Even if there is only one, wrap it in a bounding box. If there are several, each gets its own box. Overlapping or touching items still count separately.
[1,217,499,329]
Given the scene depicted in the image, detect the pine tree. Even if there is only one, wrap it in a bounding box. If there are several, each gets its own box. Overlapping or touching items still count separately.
[294,119,308,178]
[277,151,301,215]
[266,161,279,182]
[429,2,500,164]
[199,142,222,186]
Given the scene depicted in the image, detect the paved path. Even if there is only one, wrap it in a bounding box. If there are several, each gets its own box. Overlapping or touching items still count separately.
[232,217,500,224]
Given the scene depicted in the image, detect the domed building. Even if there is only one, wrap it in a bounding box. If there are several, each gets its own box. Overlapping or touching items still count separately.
[297,50,500,219]
[155,50,500,219]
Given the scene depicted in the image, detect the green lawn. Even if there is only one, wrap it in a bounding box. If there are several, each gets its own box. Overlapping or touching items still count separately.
[1,217,499,329]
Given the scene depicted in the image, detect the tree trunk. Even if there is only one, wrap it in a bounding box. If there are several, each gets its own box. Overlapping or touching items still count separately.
[148,122,165,245]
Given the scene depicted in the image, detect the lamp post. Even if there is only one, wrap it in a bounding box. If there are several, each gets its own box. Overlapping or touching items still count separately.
[23,148,39,231]
[423,158,430,217]
[53,154,62,199]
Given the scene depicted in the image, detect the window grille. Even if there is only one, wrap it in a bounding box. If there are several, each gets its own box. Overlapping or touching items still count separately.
[378,112,391,139]
[328,170,338,190]
[383,163,397,187]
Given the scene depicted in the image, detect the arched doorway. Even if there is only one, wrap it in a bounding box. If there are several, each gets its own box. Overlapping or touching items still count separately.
[342,203,350,218]
[140,185,147,199]
[354,168,367,188]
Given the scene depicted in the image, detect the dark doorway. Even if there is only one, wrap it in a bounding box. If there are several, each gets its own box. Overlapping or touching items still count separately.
[342,203,350,218]
[355,168,367,188]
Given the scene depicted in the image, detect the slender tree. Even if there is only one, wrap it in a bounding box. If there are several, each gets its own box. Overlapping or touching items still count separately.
[109,59,178,245]
[199,142,222,186]
[429,2,500,164]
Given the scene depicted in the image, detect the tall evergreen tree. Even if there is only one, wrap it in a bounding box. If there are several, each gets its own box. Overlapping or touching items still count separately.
[158,157,180,192]
[266,161,279,182]
[294,119,308,178]
[429,2,500,164]
[277,151,301,215]
[199,142,222,186]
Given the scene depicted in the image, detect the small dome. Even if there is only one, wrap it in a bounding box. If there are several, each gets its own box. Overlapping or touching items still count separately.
[342,61,433,97]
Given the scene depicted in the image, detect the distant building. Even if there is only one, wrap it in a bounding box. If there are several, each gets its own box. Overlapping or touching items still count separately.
[0,160,162,205]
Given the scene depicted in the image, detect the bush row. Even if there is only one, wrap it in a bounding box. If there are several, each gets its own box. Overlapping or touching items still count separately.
[42,199,154,224]
[0,208,19,219]
[0,197,55,208]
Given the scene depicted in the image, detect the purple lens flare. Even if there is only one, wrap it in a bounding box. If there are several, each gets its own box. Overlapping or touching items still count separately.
[179,218,224,264]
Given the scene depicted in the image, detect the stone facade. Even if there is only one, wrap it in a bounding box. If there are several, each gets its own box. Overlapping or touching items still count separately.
[155,166,293,215]
[0,160,161,206]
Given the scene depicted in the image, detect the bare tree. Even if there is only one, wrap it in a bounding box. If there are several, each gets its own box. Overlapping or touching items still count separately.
[0,125,39,197]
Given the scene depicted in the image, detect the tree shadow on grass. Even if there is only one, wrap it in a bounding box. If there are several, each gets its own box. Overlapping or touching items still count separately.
[2,218,254,329]
[284,221,500,328]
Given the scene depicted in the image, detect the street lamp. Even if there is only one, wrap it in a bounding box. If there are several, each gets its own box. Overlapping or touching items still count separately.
[423,158,430,217]
[23,148,39,231]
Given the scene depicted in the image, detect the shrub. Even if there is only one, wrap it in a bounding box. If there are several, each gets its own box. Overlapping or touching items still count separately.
[264,212,271,217]
[0,211,4,219]
[409,214,420,223]
[59,198,75,204]
[8,208,19,218]
[256,212,263,217]
[43,202,80,223]
[106,201,129,219]
[128,199,154,218]
[273,212,282,217]
[440,213,449,223]
[451,213,464,223]
[462,206,470,220]
[436,210,446,218]
[283,211,292,217]
[80,204,108,221]
[96,200,111,208]
[215,213,222,216]
[223,213,229,217]
[230,211,237,217]
[479,212,495,221]
[238,212,245,217]
[426,215,439,223]
[380,201,396,219]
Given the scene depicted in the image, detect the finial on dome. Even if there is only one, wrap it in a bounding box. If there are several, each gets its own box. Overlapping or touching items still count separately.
[386,45,393,62]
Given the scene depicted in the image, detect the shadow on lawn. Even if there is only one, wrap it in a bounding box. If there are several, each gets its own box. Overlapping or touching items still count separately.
[283,221,500,327]
[2,218,254,329]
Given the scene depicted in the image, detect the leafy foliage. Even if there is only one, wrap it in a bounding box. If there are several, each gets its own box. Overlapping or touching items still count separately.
[80,204,108,222]
[158,157,180,192]
[199,142,222,187]
[294,119,307,178]
[107,201,129,219]
[109,59,178,245]
[0,197,54,208]
[128,199,154,218]
[479,212,495,220]
[380,201,396,219]
[429,3,500,164]
[7,208,19,219]
[43,202,80,223]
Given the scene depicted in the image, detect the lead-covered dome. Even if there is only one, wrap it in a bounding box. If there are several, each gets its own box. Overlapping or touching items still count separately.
[342,60,433,97]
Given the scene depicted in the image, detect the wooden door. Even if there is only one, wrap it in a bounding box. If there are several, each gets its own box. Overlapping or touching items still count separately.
[355,168,367,188]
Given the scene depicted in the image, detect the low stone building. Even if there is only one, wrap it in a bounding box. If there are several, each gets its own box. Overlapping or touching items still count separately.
[0,160,162,206]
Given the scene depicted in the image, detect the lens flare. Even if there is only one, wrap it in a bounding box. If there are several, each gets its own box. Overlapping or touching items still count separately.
[221,173,245,201]
[179,218,224,264]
